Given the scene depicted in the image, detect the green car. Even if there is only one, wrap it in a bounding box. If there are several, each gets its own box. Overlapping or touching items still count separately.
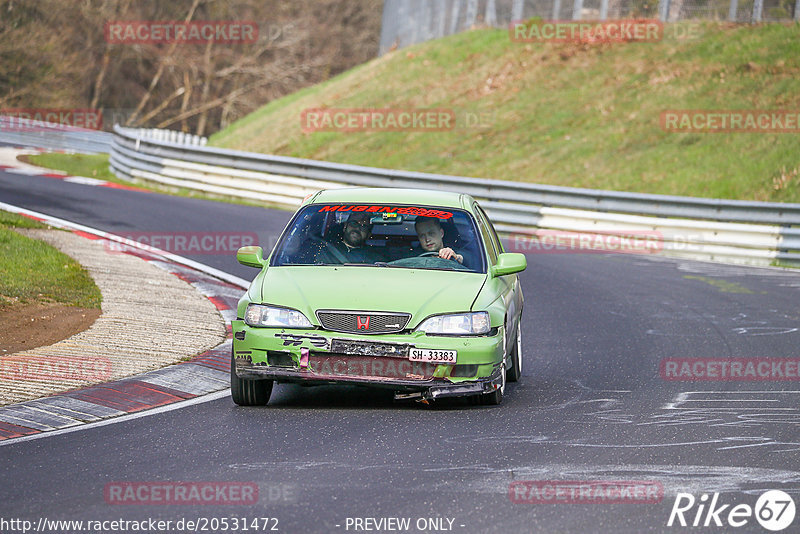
[231,188,526,406]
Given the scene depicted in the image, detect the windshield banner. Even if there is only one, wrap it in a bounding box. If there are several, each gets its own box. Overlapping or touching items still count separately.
[317,205,453,219]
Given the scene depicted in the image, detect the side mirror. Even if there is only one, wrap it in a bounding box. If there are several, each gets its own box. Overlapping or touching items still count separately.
[491,253,526,277]
[237,246,266,268]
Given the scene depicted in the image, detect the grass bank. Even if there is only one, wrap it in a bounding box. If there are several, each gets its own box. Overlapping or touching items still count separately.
[0,211,101,309]
[211,22,800,203]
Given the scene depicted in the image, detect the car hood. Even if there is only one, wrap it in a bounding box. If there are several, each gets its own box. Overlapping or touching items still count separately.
[257,266,487,328]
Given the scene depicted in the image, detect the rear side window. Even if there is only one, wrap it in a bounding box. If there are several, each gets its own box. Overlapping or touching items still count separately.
[476,205,505,254]
[473,206,498,265]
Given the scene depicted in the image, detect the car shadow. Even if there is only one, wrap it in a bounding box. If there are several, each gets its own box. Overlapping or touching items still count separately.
[258,382,522,410]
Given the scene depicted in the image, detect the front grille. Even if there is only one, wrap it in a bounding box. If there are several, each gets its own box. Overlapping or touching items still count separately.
[316,310,411,334]
[309,353,437,380]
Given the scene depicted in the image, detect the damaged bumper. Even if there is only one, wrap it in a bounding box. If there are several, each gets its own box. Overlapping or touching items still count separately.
[234,358,504,400]
[232,320,505,400]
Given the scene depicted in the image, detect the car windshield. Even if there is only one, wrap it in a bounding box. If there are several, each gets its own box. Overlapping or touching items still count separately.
[270,204,486,273]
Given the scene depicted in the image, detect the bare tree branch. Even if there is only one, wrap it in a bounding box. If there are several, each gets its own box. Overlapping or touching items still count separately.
[125,0,201,126]
[90,50,110,110]
[136,85,186,125]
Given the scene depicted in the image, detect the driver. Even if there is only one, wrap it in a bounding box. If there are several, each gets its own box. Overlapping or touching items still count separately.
[414,216,463,263]
[314,211,382,264]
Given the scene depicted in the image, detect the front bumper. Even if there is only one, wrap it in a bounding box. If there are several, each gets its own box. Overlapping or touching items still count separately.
[232,320,505,400]
[234,360,504,400]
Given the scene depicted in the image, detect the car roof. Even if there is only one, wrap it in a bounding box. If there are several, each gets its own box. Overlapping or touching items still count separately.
[308,187,472,210]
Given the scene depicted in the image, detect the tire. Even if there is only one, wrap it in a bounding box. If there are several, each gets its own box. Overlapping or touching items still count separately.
[479,359,505,406]
[231,352,273,406]
[506,325,523,383]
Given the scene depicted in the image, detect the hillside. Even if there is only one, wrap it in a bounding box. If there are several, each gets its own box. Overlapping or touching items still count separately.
[210,22,800,202]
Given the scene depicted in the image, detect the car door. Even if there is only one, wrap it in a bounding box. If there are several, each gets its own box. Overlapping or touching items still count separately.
[473,204,522,353]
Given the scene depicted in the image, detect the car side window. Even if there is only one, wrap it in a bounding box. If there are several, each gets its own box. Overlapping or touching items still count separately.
[473,206,498,265]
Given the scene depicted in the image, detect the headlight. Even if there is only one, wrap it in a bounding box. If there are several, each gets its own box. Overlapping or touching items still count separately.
[415,312,490,335]
[244,304,313,328]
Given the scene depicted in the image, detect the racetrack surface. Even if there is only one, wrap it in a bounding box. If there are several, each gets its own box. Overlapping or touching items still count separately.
[2,162,799,533]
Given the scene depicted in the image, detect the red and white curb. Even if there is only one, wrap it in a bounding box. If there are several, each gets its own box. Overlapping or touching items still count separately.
[0,202,250,443]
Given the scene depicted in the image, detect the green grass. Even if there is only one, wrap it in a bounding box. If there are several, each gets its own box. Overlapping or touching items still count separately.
[211,22,800,203]
[0,210,48,229]
[0,211,101,309]
[25,153,117,182]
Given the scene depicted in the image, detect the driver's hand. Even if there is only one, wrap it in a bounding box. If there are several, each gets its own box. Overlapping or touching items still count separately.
[439,247,463,263]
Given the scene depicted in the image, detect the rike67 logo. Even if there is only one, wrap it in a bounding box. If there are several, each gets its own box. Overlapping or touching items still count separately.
[667,490,796,531]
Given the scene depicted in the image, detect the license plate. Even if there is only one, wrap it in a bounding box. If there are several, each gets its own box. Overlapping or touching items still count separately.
[409,348,457,363]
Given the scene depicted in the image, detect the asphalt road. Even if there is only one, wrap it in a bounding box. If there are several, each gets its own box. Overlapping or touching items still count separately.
[2,167,800,533]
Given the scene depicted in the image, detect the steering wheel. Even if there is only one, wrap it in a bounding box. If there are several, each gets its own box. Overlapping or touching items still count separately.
[305,235,349,263]
[419,251,441,257]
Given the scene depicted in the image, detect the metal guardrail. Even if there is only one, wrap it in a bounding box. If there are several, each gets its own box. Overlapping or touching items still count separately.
[110,125,800,267]
[0,117,113,154]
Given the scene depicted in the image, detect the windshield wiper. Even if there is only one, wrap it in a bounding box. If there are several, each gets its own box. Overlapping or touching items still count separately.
[343,262,396,268]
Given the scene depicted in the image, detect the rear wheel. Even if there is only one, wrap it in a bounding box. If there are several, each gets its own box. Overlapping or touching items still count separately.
[231,352,273,406]
[506,326,523,383]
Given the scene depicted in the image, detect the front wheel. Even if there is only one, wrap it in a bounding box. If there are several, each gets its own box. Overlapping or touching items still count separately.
[231,353,273,406]
[506,325,523,383]
[479,360,505,406]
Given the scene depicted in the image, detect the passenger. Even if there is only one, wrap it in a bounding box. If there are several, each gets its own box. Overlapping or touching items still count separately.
[314,211,382,264]
[414,216,463,263]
